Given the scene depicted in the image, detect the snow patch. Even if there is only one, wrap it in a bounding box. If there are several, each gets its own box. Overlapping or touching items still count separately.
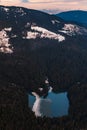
[31,26,65,42]
[48,87,53,93]
[32,92,51,117]
[32,92,40,100]
[0,47,13,54]
[51,20,60,24]
[59,24,87,36]
[45,78,49,84]
[59,24,79,36]
[4,7,9,12]
[59,30,68,34]
[51,20,55,24]
[38,88,43,91]
[63,24,79,34]
[4,27,12,31]
[0,29,13,54]
[23,31,39,39]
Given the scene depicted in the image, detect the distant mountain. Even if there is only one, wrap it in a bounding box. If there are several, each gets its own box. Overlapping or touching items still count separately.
[0,6,87,54]
[41,9,61,14]
[56,10,87,28]
[0,6,87,92]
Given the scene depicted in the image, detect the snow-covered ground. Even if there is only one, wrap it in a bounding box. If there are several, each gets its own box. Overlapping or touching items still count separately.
[24,26,65,42]
[32,92,51,117]
[26,31,39,39]
[0,28,13,53]
[51,20,60,24]
[38,88,43,91]
[59,24,87,36]
[4,27,12,31]
[31,26,65,42]
[3,7,9,12]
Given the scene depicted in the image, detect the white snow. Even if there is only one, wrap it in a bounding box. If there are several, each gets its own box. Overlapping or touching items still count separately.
[32,92,51,117]
[30,77,52,117]
[23,26,65,41]
[59,24,79,36]
[51,20,60,24]
[51,20,55,24]
[4,7,9,12]
[48,87,53,93]
[31,26,49,33]
[38,88,43,91]
[32,92,40,100]
[63,24,79,35]
[59,24,87,36]
[4,27,12,31]
[59,30,68,34]
[0,47,13,54]
[24,31,39,39]
[31,26,65,42]
[45,78,49,84]
[0,29,13,53]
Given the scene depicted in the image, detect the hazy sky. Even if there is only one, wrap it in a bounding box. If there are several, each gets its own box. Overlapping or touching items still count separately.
[0,0,87,13]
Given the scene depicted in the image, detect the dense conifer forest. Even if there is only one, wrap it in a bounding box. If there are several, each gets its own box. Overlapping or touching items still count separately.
[1,82,87,130]
[1,37,87,130]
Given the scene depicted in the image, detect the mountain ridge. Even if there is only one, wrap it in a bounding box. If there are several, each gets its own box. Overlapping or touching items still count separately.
[56,10,87,28]
[0,5,87,91]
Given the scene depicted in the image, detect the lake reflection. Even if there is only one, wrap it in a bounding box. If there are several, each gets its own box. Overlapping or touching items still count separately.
[29,92,69,117]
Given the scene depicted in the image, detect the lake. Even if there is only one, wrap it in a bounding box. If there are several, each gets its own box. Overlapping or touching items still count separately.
[29,91,69,117]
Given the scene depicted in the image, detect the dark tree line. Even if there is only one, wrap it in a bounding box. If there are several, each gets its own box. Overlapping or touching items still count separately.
[1,36,87,129]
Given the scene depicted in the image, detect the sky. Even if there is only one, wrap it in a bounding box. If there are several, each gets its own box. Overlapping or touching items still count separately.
[0,0,87,13]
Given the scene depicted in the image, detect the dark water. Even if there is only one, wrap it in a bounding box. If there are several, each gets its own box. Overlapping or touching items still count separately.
[29,92,69,117]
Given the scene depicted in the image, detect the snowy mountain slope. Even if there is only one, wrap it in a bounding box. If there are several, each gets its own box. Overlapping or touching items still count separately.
[24,26,65,42]
[0,6,87,54]
[0,5,87,92]
[59,24,87,36]
[0,27,13,53]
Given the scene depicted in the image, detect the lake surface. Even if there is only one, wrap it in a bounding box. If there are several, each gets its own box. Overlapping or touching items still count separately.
[29,92,69,117]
